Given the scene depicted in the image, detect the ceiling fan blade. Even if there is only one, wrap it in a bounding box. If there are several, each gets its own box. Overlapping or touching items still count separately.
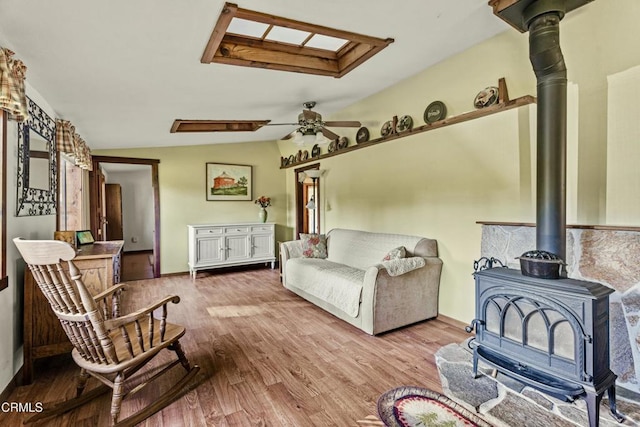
[266,122,298,126]
[324,120,361,127]
[322,127,339,140]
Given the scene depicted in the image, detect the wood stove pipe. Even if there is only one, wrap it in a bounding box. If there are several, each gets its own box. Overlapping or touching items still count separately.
[525,2,567,262]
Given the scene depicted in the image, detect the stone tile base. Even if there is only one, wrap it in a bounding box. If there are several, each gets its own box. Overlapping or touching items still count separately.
[435,342,640,427]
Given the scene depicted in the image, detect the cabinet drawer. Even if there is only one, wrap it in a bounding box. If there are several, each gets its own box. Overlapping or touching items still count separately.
[195,227,222,235]
[225,226,249,234]
[251,225,273,233]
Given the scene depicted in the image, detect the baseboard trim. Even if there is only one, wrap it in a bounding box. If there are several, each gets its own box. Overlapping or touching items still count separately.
[160,271,190,278]
[123,249,153,254]
[0,366,23,403]
[436,314,468,330]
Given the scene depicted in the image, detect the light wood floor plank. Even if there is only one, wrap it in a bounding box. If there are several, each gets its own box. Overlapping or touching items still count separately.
[2,267,469,426]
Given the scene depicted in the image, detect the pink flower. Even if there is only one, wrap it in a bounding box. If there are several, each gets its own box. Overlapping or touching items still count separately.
[254,196,271,208]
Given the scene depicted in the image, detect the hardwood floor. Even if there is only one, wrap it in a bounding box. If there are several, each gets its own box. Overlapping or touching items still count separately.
[2,267,469,426]
[121,250,155,281]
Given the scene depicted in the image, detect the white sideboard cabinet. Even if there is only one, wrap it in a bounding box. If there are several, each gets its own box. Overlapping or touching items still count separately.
[188,222,276,278]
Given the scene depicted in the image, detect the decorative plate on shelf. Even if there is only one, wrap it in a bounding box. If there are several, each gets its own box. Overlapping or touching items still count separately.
[288,154,294,164]
[281,157,287,167]
[381,120,394,137]
[328,139,337,153]
[424,101,447,124]
[356,127,370,144]
[397,115,413,132]
[474,86,499,109]
[337,136,348,149]
[295,150,302,162]
[302,150,309,161]
[311,144,321,158]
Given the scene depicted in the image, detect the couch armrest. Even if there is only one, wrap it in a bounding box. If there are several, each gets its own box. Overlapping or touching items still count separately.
[361,257,443,335]
[280,240,304,284]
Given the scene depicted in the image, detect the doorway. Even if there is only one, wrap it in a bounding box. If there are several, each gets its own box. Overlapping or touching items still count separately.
[89,156,161,278]
[295,164,321,238]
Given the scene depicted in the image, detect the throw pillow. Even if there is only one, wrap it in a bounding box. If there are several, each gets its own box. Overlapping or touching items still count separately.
[301,233,328,259]
[382,246,406,261]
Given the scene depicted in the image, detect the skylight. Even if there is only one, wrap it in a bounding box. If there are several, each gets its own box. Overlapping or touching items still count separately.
[201,2,394,78]
[264,26,310,45]
[305,34,348,51]
[226,18,268,38]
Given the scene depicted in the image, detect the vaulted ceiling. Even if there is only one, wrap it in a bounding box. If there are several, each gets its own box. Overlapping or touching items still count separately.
[0,1,509,149]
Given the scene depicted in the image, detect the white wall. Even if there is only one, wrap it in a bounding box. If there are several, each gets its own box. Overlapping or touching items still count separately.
[606,65,640,225]
[105,168,154,251]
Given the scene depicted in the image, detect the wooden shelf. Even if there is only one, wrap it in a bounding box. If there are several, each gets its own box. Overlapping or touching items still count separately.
[280,94,536,169]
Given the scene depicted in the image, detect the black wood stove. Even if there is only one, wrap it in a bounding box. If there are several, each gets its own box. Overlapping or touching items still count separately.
[468,267,622,426]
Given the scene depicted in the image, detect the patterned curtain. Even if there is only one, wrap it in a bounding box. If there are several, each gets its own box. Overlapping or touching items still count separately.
[56,119,93,171]
[0,47,28,122]
[73,133,93,171]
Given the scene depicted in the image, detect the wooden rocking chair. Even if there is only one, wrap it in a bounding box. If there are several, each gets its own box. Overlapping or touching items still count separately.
[13,238,200,426]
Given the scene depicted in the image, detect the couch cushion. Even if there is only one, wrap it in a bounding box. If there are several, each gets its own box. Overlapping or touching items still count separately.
[326,229,437,270]
[286,258,365,318]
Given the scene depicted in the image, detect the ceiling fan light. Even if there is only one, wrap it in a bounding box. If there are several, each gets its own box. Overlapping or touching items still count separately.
[315,131,331,145]
[302,133,317,144]
[293,131,305,145]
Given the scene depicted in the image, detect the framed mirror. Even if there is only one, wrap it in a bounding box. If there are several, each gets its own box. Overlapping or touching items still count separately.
[16,97,57,216]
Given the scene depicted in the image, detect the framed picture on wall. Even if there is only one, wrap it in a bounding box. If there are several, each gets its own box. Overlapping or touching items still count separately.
[206,163,252,201]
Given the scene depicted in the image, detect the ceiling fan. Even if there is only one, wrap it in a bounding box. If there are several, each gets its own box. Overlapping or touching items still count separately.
[276,101,362,144]
[170,101,361,145]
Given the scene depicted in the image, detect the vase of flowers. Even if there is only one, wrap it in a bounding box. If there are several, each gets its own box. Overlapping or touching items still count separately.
[255,196,271,223]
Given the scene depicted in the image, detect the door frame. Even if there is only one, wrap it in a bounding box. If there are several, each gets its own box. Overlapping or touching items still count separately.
[90,155,161,278]
[294,163,320,239]
[0,111,6,291]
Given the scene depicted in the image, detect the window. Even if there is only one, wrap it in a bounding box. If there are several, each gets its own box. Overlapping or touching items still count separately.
[58,154,86,231]
[201,3,394,78]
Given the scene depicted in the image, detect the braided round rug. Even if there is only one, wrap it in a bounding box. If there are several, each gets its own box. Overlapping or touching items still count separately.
[377,386,493,427]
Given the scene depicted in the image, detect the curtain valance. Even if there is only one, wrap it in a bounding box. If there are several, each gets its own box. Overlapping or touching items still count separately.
[56,119,93,170]
[0,47,27,121]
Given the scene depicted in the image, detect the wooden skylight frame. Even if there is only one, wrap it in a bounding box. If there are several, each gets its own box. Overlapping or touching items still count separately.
[201,3,394,78]
[170,119,270,133]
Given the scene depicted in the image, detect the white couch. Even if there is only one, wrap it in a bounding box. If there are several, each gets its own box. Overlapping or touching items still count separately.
[280,228,443,335]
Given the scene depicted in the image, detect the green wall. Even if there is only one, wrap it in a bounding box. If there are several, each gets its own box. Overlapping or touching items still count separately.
[99,1,640,323]
[94,141,287,274]
[278,0,640,322]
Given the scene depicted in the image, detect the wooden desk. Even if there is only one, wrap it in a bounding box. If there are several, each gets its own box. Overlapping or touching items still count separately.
[23,241,123,384]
